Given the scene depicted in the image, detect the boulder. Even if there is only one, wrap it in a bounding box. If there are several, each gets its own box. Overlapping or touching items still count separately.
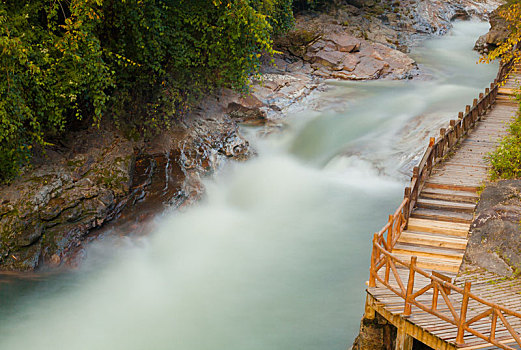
[350,56,387,80]
[474,6,510,53]
[463,180,521,277]
[324,32,362,53]
[313,50,348,67]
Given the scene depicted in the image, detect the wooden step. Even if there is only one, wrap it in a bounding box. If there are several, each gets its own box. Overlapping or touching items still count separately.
[410,208,474,224]
[498,87,517,96]
[407,218,470,237]
[393,253,462,273]
[420,187,479,204]
[393,243,464,262]
[397,231,468,250]
[416,198,476,213]
[424,182,478,193]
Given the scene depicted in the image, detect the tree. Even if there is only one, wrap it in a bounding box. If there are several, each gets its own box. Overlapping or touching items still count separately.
[0,0,295,183]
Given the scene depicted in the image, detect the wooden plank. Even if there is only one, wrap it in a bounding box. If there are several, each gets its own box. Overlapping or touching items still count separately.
[424,182,479,193]
[419,188,479,203]
[407,218,470,236]
[416,198,476,213]
[393,254,461,273]
[397,232,467,250]
[393,243,464,261]
[410,208,474,224]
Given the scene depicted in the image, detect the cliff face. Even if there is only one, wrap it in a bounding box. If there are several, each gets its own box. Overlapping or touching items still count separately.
[462,180,521,277]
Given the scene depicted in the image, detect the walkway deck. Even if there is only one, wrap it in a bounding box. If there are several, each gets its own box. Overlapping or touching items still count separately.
[365,64,521,350]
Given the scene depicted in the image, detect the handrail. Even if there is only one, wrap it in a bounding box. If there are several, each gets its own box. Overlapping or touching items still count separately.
[367,56,520,349]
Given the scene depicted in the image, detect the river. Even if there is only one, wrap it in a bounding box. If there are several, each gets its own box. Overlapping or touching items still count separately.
[0,20,498,350]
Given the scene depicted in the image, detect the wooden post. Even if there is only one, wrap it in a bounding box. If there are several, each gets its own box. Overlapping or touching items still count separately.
[369,234,378,288]
[385,215,393,282]
[428,138,435,171]
[465,105,471,131]
[490,309,497,342]
[395,321,414,350]
[432,282,439,311]
[404,256,417,316]
[387,214,394,250]
[364,304,376,321]
[457,112,464,138]
[427,138,435,171]
[449,120,456,147]
[456,281,472,346]
[440,128,446,156]
[404,187,411,224]
[479,93,484,115]
[412,168,419,204]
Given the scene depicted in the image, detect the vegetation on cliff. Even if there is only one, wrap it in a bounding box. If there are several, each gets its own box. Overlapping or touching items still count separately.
[486,0,521,179]
[0,0,328,183]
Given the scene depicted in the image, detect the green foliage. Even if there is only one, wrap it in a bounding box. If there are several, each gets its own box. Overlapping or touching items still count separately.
[0,1,111,182]
[489,93,521,179]
[485,0,521,179]
[252,0,295,35]
[0,0,296,183]
[292,0,332,11]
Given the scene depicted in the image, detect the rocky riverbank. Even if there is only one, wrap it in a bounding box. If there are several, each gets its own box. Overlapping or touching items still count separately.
[0,0,501,271]
[0,109,250,271]
[238,0,500,119]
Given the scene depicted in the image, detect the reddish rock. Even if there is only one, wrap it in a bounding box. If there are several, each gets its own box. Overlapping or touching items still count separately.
[325,32,361,53]
[351,57,387,80]
[339,54,361,72]
[313,50,347,67]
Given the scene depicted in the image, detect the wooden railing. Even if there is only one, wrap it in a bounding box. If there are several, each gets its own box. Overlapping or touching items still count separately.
[367,58,520,349]
[371,242,521,349]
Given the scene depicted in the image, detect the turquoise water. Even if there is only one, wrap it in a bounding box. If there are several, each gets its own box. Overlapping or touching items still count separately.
[0,20,497,350]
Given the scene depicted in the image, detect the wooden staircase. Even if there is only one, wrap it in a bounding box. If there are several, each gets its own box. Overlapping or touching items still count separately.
[390,64,521,275]
[394,186,475,273]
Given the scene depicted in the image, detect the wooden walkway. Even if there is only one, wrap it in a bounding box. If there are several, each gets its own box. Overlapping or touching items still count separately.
[365,62,521,350]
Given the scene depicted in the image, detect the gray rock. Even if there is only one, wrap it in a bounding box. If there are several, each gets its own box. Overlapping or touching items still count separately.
[463,180,521,277]
[474,6,509,53]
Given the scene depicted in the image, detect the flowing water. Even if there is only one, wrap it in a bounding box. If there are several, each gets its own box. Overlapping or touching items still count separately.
[0,20,498,350]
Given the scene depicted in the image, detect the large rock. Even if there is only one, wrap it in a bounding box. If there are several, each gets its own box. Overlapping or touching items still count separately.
[324,32,361,52]
[313,50,350,68]
[463,180,521,277]
[352,312,396,350]
[0,130,135,270]
[474,6,510,53]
